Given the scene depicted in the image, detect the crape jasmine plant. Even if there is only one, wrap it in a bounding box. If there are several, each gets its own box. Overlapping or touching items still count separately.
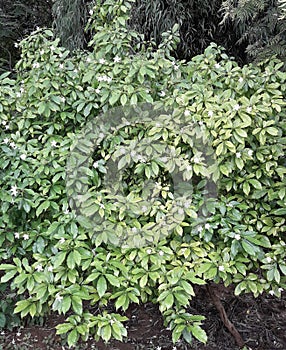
[0,0,285,348]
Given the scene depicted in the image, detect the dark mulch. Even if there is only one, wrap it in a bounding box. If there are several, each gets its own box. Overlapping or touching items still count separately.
[1,284,285,350]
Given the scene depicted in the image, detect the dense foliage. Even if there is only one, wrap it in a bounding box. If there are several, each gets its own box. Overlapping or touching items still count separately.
[0,0,285,347]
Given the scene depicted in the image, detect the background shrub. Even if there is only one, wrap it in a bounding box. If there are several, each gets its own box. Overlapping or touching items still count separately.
[0,0,285,347]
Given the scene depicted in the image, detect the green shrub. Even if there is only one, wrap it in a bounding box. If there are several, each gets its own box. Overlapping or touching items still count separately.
[0,0,285,347]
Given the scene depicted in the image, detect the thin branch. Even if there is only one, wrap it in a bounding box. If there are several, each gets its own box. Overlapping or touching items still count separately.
[206,284,245,348]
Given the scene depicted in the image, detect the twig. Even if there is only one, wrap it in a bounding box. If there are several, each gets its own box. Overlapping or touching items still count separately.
[206,284,245,348]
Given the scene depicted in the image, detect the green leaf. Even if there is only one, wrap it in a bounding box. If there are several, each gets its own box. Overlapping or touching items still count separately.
[71,295,83,315]
[62,296,72,314]
[109,91,121,106]
[97,276,107,298]
[1,270,17,283]
[14,300,30,314]
[249,179,262,190]
[0,313,6,328]
[56,323,74,335]
[53,251,67,269]
[67,251,76,270]
[163,293,174,309]
[101,324,112,342]
[266,127,278,136]
[105,274,120,287]
[242,182,250,195]
[67,329,79,347]
[190,325,207,343]
[120,94,128,106]
[36,200,50,217]
[241,240,257,256]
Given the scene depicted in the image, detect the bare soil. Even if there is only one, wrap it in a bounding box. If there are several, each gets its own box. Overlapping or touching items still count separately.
[1,284,286,350]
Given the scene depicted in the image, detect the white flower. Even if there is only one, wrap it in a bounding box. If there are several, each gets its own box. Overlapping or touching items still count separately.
[20,154,27,160]
[114,56,121,63]
[172,347,177,350]
[55,294,63,302]
[247,149,253,156]
[131,227,137,233]
[97,76,104,82]
[73,68,78,73]
[236,152,241,158]
[99,58,106,64]
[61,96,65,103]
[156,347,162,350]
[16,332,21,337]
[215,63,221,69]
[48,266,53,272]
[205,223,211,230]
[63,209,69,215]
[184,201,191,208]
[14,232,20,239]
[33,62,40,69]
[197,226,203,232]
[141,205,148,213]
[234,234,241,240]
[218,265,225,272]
[247,106,252,113]
[86,57,91,63]
[14,42,19,48]
[59,64,64,69]
[234,104,240,111]
[171,61,176,66]
[178,208,184,215]
[281,241,286,246]
[50,45,56,51]
[174,65,179,70]
[16,92,21,98]
[93,161,99,168]
[95,88,101,94]
[146,249,152,254]
[40,50,45,55]
[51,140,57,147]
[10,185,18,197]
[238,77,244,83]
[106,77,112,83]
[184,110,190,116]
[199,121,204,126]
[159,250,164,256]
[89,9,93,15]
[23,234,29,240]
[35,264,43,272]
[208,110,213,117]
[2,120,6,125]
[278,288,283,292]
[20,87,25,94]
[3,138,9,144]
[269,290,275,296]
[130,150,136,157]
[193,156,200,164]
[159,91,166,97]
[266,256,272,263]
[59,237,65,244]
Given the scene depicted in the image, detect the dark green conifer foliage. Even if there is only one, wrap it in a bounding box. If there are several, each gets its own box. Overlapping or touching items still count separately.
[52,0,90,51]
